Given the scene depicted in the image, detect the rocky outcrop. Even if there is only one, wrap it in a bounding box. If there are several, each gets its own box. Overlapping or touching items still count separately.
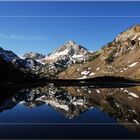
[23,52,46,60]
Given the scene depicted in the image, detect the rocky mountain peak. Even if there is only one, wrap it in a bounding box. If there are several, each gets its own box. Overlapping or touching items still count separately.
[65,40,75,47]
[47,40,90,61]
[23,52,46,60]
[65,40,88,52]
[64,40,84,50]
[131,24,140,32]
[0,47,19,62]
[116,24,140,42]
[99,24,140,64]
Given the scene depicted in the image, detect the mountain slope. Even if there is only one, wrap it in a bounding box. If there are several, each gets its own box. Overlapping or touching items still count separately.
[58,25,140,79]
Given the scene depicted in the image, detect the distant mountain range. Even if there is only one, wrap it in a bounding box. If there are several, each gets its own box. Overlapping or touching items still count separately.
[1,24,140,83]
[24,40,92,74]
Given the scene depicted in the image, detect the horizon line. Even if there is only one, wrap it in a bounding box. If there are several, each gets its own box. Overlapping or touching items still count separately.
[0,0,140,1]
[0,15,140,17]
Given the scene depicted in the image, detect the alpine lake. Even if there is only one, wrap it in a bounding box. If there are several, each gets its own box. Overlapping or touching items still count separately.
[0,82,140,139]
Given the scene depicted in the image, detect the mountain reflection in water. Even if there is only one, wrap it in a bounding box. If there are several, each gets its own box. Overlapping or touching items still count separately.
[0,85,140,136]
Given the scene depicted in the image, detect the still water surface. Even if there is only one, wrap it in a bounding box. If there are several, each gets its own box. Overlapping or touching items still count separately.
[0,85,140,138]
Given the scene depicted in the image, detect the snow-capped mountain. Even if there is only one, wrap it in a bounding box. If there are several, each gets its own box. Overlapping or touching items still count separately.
[0,47,45,83]
[0,47,44,73]
[46,40,92,75]
[45,40,91,63]
[23,40,92,76]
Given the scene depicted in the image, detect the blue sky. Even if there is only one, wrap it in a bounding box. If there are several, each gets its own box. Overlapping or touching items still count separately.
[0,1,140,56]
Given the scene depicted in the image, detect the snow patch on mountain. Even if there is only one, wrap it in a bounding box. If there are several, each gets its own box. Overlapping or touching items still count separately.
[128,62,138,67]
[128,92,139,99]
[47,49,69,60]
[89,72,96,76]
[81,70,90,76]
[96,67,100,71]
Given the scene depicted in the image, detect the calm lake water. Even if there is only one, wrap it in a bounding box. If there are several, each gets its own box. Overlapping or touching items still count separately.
[0,85,140,139]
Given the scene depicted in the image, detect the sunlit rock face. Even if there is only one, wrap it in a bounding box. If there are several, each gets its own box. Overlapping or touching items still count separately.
[58,25,140,79]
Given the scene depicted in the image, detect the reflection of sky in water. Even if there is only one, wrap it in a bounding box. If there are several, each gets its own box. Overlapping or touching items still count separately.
[0,105,116,123]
